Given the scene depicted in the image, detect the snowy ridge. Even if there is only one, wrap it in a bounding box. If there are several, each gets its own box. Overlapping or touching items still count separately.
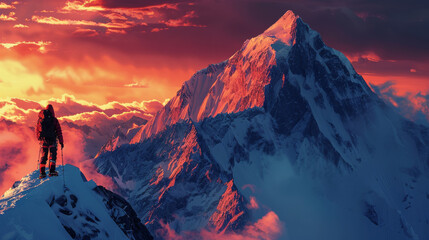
[130,62,228,143]
[0,165,153,240]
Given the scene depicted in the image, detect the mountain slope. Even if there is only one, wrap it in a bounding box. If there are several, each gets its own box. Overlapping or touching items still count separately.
[0,165,153,240]
[95,121,249,235]
[95,10,429,239]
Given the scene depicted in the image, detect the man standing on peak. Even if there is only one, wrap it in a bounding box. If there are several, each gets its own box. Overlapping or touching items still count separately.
[36,104,64,179]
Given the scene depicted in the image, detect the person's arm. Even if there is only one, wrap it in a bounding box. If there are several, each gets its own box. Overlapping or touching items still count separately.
[55,118,64,148]
[36,118,41,140]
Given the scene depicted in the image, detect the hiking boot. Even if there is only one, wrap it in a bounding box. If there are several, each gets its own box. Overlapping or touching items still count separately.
[48,171,58,177]
[39,172,47,179]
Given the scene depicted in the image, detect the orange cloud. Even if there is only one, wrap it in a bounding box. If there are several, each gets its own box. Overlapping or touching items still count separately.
[0,2,14,9]
[31,15,134,29]
[72,28,99,37]
[59,110,150,129]
[0,101,39,126]
[346,52,383,63]
[363,74,429,95]
[59,0,201,30]
[247,196,259,209]
[203,211,283,240]
[0,12,16,21]
[105,28,126,34]
[162,11,206,27]
[156,211,284,240]
[61,1,178,16]
[102,12,128,21]
[0,94,164,129]
[62,0,104,12]
[0,41,51,53]
[124,80,149,88]
[370,81,429,126]
[151,27,168,32]
[60,0,154,26]
[0,121,40,196]
[13,23,29,28]
[59,0,175,28]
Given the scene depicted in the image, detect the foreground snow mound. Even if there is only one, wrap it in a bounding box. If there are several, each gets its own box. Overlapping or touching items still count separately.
[0,165,153,240]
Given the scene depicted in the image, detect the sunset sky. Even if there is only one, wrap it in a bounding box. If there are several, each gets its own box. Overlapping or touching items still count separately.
[0,0,428,105]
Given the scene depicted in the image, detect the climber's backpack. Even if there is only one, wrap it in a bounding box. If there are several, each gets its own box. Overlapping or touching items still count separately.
[39,110,56,143]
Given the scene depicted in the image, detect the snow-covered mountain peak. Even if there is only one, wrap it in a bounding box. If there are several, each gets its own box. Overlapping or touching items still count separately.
[124,9,372,144]
[262,10,300,45]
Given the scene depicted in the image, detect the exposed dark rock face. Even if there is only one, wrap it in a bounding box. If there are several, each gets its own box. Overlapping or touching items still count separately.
[93,186,154,240]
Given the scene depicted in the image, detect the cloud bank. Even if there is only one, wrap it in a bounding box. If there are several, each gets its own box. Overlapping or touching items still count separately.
[371,81,429,126]
[0,94,164,195]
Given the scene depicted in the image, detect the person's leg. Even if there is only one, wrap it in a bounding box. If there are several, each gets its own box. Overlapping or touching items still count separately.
[49,146,58,174]
[40,147,48,175]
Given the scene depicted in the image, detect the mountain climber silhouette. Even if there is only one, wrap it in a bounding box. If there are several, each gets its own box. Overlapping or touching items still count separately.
[36,104,64,178]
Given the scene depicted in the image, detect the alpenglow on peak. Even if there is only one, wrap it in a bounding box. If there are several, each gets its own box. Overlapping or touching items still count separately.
[262,10,300,45]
